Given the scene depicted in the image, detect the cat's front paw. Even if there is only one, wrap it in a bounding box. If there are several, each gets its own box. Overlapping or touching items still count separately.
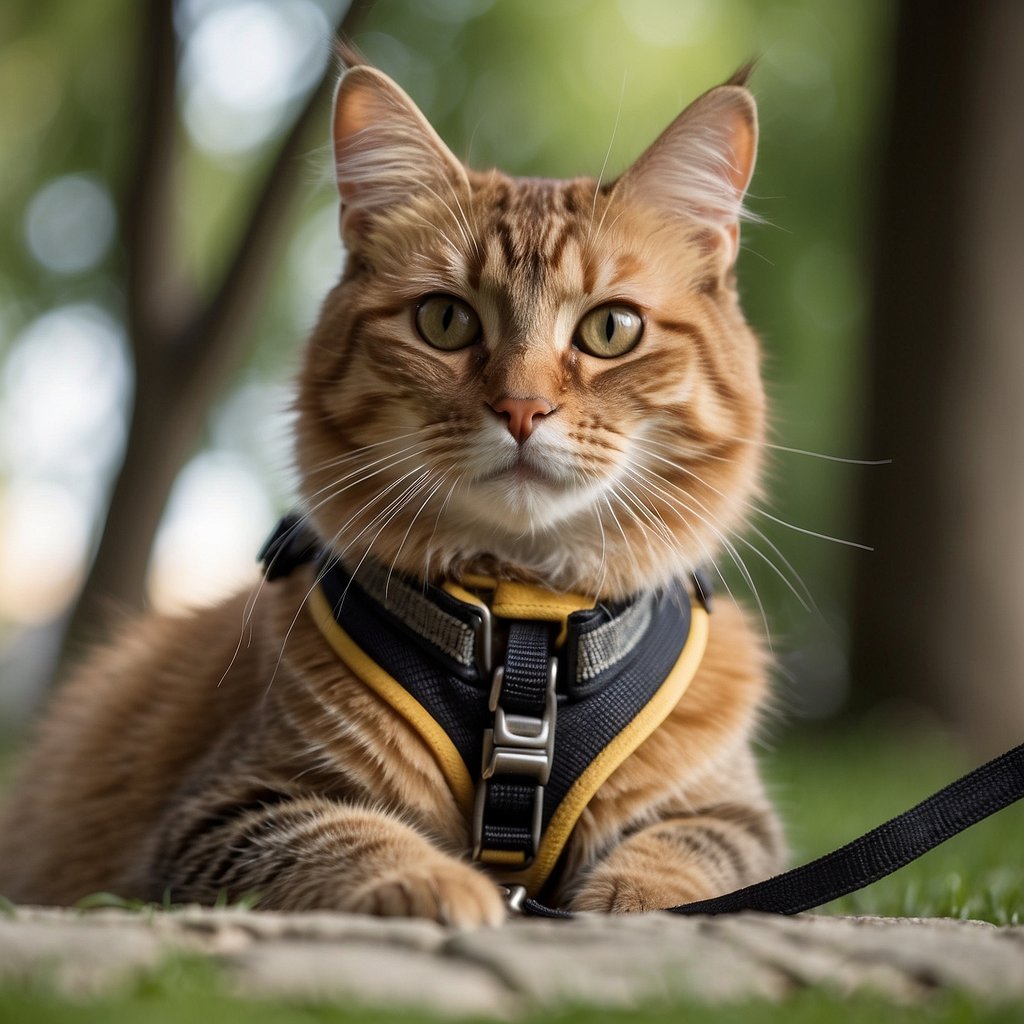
[345,860,506,928]
[569,869,712,914]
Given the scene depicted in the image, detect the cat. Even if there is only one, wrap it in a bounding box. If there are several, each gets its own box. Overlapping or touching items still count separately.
[0,59,784,926]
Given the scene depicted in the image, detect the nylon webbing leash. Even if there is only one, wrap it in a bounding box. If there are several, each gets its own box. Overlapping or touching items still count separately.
[521,740,1024,918]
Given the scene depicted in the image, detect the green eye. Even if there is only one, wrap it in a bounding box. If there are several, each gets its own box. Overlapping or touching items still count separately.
[415,295,481,351]
[574,304,643,358]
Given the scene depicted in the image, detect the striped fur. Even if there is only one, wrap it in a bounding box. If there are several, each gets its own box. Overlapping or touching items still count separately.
[0,65,784,923]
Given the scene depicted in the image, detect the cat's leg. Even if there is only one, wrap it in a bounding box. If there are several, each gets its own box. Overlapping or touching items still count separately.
[567,803,782,912]
[566,750,785,913]
[150,790,505,926]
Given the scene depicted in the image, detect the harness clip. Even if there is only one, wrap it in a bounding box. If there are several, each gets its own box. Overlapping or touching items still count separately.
[472,655,557,866]
[481,657,557,785]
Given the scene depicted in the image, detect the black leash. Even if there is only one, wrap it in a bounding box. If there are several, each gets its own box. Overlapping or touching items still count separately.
[522,740,1024,918]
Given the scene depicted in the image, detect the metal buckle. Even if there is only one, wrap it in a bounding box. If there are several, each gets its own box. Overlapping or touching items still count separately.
[481,657,557,785]
[474,599,494,676]
[500,884,528,913]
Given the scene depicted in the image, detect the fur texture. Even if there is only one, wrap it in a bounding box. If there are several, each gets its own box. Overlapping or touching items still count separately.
[0,65,784,925]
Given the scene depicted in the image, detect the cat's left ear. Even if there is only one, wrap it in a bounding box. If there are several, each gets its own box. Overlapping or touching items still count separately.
[613,76,758,266]
[332,66,469,243]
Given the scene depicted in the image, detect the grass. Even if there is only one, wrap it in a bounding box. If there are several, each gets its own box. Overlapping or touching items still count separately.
[0,717,1022,1021]
[70,889,260,913]
[763,717,1024,923]
[1,956,1023,1024]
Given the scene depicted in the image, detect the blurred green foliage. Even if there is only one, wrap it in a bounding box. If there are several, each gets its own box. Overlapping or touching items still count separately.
[0,0,894,715]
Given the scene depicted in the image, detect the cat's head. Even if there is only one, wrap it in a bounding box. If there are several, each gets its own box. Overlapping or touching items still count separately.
[295,63,765,601]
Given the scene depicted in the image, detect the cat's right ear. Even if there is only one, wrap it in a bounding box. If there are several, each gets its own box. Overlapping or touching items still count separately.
[332,67,468,245]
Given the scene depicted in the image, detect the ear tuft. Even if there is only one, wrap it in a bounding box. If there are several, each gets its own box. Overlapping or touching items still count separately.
[725,58,759,88]
[335,39,369,72]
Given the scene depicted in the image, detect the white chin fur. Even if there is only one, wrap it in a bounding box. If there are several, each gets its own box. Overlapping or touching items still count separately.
[457,423,611,531]
[457,473,606,533]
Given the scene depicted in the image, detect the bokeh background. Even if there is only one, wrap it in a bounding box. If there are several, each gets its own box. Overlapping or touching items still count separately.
[1,0,1022,778]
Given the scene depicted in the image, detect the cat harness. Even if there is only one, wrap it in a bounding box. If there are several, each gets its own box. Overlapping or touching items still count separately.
[259,515,710,901]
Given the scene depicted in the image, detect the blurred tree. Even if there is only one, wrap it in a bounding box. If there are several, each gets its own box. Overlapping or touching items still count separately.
[852,0,1024,755]
[0,0,890,726]
[59,0,371,664]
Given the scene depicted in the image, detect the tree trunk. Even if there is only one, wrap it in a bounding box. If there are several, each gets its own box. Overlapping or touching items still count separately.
[58,4,372,670]
[851,0,1024,756]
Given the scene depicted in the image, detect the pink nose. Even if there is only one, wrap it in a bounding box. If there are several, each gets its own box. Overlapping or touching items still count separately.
[490,396,555,444]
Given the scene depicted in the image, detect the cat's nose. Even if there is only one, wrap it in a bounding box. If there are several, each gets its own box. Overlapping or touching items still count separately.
[489,396,555,444]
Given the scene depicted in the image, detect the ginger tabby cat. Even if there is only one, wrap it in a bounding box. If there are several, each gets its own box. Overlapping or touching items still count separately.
[0,62,784,925]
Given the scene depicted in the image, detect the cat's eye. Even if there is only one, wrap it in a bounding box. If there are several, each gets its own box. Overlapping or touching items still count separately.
[415,295,481,351]
[574,304,644,358]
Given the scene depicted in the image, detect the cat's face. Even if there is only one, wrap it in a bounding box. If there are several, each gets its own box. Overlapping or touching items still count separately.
[295,66,765,600]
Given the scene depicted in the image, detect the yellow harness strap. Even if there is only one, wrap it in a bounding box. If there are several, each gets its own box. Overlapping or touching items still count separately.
[443,578,595,647]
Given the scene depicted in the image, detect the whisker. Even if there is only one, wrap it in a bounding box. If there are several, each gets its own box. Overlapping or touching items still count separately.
[385,471,451,600]
[221,430,443,683]
[749,506,873,552]
[622,467,742,613]
[590,504,609,603]
[311,426,436,471]
[340,469,435,607]
[588,68,628,246]
[424,472,464,580]
[731,437,892,466]
[627,458,815,613]
[742,521,818,613]
[633,440,874,552]
[618,468,741,602]
[601,493,645,586]
[623,464,770,644]
[304,439,442,502]
[265,464,431,693]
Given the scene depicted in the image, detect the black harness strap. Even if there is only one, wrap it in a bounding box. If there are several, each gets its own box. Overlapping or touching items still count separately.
[475,619,557,864]
[522,740,1024,918]
[501,620,554,715]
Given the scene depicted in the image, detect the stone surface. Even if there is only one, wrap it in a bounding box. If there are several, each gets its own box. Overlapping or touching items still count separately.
[2,905,1023,1014]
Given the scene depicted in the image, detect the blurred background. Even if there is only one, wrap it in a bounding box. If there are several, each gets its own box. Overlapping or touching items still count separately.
[1,0,1022,778]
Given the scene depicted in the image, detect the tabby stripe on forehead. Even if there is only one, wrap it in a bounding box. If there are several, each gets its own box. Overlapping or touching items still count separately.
[610,252,642,289]
[547,220,577,272]
[494,218,518,269]
[466,244,485,291]
[581,255,598,296]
